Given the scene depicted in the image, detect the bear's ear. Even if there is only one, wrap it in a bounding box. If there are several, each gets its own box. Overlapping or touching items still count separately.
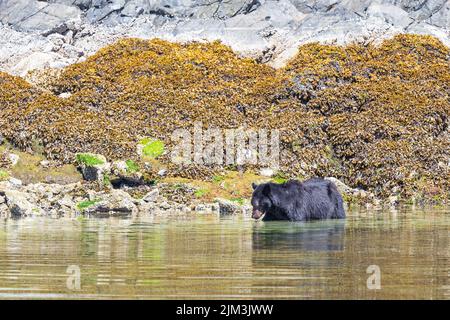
[252,182,257,190]
[262,184,271,196]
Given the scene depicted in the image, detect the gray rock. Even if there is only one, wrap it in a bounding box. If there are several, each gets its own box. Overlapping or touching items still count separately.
[0,0,449,76]
[7,153,19,166]
[324,177,354,194]
[214,198,242,215]
[259,167,275,177]
[0,1,81,32]
[194,202,220,213]
[57,194,75,209]
[84,189,137,216]
[4,190,36,216]
[366,2,413,28]
[76,153,111,183]
[8,177,22,187]
[143,188,159,203]
[425,0,450,28]
[159,201,172,210]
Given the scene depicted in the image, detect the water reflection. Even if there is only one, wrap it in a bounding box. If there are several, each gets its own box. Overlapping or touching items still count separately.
[252,220,346,252]
[0,207,448,299]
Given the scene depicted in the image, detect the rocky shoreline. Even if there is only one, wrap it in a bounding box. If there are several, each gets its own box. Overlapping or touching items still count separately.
[0,175,389,218]
[1,144,415,219]
[0,148,399,218]
[0,177,257,218]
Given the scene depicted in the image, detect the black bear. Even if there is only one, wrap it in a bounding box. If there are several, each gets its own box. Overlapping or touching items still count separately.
[251,178,345,221]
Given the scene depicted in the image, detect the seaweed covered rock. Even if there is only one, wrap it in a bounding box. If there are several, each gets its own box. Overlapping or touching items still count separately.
[283,35,450,200]
[0,35,448,202]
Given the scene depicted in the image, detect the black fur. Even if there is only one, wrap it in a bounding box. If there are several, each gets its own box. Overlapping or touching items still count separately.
[251,178,346,221]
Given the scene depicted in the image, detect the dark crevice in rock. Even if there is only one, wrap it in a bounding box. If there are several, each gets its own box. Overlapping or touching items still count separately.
[110,177,148,189]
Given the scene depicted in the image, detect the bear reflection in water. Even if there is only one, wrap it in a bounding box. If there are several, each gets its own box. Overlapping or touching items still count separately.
[252,220,346,252]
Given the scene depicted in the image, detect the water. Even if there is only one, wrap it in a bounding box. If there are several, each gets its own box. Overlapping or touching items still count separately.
[0,207,448,299]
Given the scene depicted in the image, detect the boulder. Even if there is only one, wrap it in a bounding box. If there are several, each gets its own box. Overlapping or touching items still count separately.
[324,177,354,195]
[4,190,36,216]
[83,189,137,216]
[8,177,22,187]
[7,153,19,166]
[57,194,76,209]
[142,188,159,203]
[111,160,143,184]
[0,1,81,32]
[76,153,111,184]
[259,168,275,177]
[214,198,242,215]
[194,203,220,213]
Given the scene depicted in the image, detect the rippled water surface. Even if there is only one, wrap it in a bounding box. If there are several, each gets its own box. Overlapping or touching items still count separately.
[0,207,449,299]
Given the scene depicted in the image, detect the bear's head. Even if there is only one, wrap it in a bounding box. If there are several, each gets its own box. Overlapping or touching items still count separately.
[251,182,274,220]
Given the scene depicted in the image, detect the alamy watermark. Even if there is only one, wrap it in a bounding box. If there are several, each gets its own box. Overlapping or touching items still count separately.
[66,265,81,291]
[366,265,381,290]
[170,122,280,169]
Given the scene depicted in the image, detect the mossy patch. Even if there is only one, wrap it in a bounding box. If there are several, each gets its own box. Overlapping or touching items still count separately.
[212,175,225,184]
[77,199,100,211]
[272,172,288,184]
[125,159,139,173]
[139,139,165,158]
[230,197,245,205]
[194,188,209,198]
[0,170,9,181]
[76,153,105,166]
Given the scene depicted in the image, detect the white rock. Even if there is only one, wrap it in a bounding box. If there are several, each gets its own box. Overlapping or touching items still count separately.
[84,189,137,215]
[259,168,275,177]
[157,169,167,177]
[112,160,128,175]
[4,190,34,216]
[39,160,50,168]
[8,177,22,187]
[325,177,353,195]
[58,92,72,99]
[143,189,159,203]
[8,153,19,166]
[214,198,242,215]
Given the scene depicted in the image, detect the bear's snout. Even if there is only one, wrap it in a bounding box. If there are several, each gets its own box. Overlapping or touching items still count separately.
[252,209,264,220]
